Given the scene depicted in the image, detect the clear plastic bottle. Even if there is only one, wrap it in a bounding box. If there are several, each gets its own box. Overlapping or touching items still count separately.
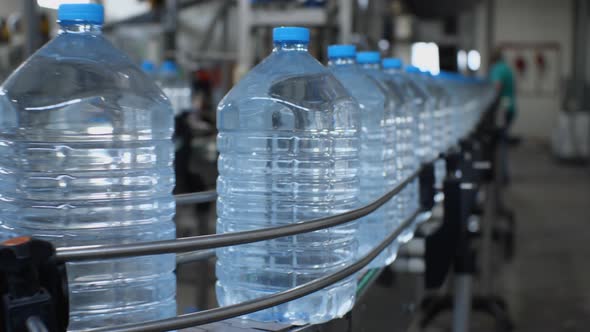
[381,58,422,242]
[428,72,453,190]
[356,51,401,264]
[216,27,361,324]
[327,45,389,267]
[0,4,176,330]
[434,71,460,150]
[404,66,436,163]
[158,60,192,115]
[406,67,448,191]
[402,65,437,223]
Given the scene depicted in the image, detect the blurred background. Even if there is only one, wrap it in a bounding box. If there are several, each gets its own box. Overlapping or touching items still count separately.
[0,0,588,331]
[1,0,588,158]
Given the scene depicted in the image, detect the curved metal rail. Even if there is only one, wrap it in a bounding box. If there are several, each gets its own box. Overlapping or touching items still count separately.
[56,169,420,262]
[176,249,216,265]
[175,190,217,205]
[87,209,420,332]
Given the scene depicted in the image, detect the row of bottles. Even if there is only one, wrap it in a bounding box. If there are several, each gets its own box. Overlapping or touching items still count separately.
[215,26,494,325]
[141,59,193,116]
[0,3,495,329]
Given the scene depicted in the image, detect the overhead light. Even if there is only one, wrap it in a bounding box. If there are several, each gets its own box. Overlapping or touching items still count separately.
[357,0,369,10]
[411,42,440,75]
[457,49,467,71]
[37,0,91,10]
[467,50,481,71]
[378,39,390,52]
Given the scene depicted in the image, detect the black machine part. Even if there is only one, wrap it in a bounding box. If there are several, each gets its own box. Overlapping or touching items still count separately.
[0,237,69,332]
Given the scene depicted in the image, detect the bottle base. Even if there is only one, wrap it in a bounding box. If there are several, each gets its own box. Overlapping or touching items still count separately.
[216,277,356,325]
[67,297,176,331]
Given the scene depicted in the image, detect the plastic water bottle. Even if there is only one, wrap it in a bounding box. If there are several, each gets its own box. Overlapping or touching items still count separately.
[0,4,176,330]
[327,45,389,268]
[158,60,192,115]
[406,67,448,191]
[356,51,401,264]
[381,58,422,242]
[402,65,437,223]
[428,72,453,190]
[404,66,436,163]
[216,27,361,324]
[434,71,460,150]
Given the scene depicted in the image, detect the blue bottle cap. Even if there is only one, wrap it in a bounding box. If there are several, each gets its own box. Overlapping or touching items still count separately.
[58,3,104,25]
[356,51,381,64]
[405,65,421,73]
[382,58,403,69]
[327,44,356,59]
[273,27,310,43]
[140,60,155,74]
[160,60,178,74]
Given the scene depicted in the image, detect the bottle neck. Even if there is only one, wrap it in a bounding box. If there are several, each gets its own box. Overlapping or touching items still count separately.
[273,42,309,52]
[328,57,355,67]
[59,23,102,35]
[360,63,381,70]
[361,63,381,72]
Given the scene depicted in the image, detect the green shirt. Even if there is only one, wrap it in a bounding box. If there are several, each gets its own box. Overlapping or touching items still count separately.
[490,60,516,115]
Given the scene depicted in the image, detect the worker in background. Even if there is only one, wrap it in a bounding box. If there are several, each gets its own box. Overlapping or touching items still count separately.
[489,48,516,184]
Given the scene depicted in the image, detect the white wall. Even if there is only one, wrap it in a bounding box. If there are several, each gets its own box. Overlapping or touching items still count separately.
[493,0,573,140]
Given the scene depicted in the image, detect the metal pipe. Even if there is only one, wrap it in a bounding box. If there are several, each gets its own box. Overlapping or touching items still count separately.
[176,249,215,265]
[56,169,419,261]
[26,316,48,332]
[163,0,179,58]
[452,274,472,332]
[198,0,232,52]
[86,210,420,332]
[572,0,588,109]
[236,0,253,77]
[338,0,353,43]
[175,190,217,205]
[23,0,39,57]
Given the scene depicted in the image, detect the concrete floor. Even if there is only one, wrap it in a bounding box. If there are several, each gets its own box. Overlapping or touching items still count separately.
[500,141,590,331]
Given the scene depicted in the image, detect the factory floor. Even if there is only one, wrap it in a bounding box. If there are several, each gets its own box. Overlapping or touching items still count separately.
[408,140,590,332]
[499,140,590,332]
[176,140,590,331]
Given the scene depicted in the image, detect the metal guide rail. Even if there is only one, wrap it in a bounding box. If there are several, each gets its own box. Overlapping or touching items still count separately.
[55,168,420,262]
[1,162,426,332]
[88,211,421,332]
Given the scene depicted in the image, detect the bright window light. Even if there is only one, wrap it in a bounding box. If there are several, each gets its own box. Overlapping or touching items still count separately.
[357,0,369,10]
[378,39,390,52]
[411,42,440,75]
[457,49,467,71]
[37,0,91,10]
[467,50,481,71]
